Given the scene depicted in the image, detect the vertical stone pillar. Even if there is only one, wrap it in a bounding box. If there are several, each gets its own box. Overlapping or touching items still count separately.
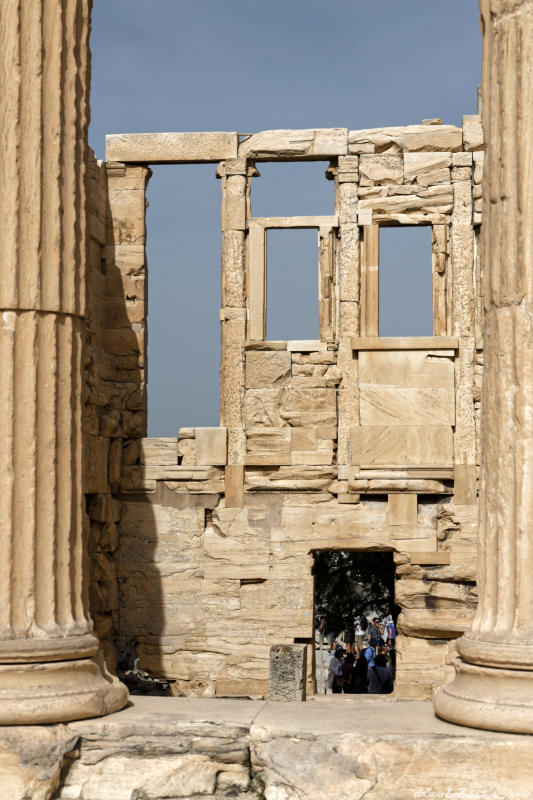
[335,157,361,490]
[0,0,127,723]
[434,0,533,732]
[450,155,477,504]
[218,159,253,506]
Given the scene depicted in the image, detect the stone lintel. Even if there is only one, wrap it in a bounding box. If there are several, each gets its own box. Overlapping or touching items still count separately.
[106,132,239,163]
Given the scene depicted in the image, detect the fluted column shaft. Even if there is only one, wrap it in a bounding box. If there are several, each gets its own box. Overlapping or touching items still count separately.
[0,0,127,723]
[434,0,533,733]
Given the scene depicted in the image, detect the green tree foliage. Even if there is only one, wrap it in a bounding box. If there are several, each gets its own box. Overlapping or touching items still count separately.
[314,550,398,635]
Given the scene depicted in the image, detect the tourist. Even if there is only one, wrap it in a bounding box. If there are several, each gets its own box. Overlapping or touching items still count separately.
[342,651,355,693]
[368,653,393,694]
[354,615,365,649]
[363,643,376,668]
[386,618,396,650]
[368,617,384,648]
[317,616,326,649]
[328,645,344,693]
[352,653,369,693]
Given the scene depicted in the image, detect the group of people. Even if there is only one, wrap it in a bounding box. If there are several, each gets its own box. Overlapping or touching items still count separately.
[318,614,396,695]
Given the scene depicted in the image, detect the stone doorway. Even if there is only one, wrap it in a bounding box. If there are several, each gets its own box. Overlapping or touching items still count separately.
[313,550,398,696]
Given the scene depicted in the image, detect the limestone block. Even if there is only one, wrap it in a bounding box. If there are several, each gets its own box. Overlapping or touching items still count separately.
[352,425,454,468]
[349,124,463,153]
[84,435,110,494]
[245,389,285,427]
[473,150,484,183]
[246,350,291,388]
[88,494,121,524]
[359,349,455,388]
[398,608,474,638]
[245,340,287,351]
[462,113,484,151]
[0,726,78,800]
[108,438,122,492]
[239,128,348,159]
[203,507,270,580]
[358,185,454,216]
[452,152,473,167]
[245,428,291,466]
[290,450,334,465]
[280,387,337,426]
[359,154,403,185]
[142,466,218,481]
[140,438,178,466]
[395,636,450,699]
[395,578,476,611]
[403,152,452,183]
[388,493,417,525]
[359,387,455,427]
[106,131,238,162]
[107,189,146,245]
[269,644,307,701]
[195,427,227,466]
[245,465,335,490]
[225,464,244,508]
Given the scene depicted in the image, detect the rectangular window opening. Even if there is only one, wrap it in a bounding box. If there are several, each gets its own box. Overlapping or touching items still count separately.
[266,228,319,340]
[146,164,220,436]
[251,161,333,217]
[313,550,398,696]
[379,226,433,337]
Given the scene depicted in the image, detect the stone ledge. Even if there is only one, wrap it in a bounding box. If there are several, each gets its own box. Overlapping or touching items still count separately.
[1,697,520,798]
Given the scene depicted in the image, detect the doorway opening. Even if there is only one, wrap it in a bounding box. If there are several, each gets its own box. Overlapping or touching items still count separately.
[313,550,399,696]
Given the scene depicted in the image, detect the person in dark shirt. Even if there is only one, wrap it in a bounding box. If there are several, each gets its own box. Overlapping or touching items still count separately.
[342,652,355,693]
[352,653,369,693]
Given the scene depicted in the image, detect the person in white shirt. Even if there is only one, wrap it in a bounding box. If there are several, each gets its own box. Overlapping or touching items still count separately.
[354,616,365,650]
[328,645,344,693]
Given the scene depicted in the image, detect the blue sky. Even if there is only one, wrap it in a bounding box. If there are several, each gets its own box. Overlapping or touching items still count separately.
[89,0,482,436]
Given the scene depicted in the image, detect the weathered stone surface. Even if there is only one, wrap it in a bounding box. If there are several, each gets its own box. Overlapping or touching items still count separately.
[196,427,227,466]
[359,154,403,185]
[349,124,463,153]
[0,726,78,800]
[106,131,238,162]
[239,128,348,159]
[269,644,307,702]
[246,350,291,388]
[47,697,533,800]
[140,437,178,466]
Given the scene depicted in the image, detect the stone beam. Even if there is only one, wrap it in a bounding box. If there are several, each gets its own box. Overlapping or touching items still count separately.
[106,131,238,163]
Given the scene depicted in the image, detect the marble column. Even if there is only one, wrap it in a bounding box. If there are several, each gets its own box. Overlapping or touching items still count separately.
[0,0,127,723]
[434,0,533,732]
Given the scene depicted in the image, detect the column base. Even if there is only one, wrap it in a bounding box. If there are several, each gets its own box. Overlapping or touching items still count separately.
[434,657,533,734]
[0,652,128,724]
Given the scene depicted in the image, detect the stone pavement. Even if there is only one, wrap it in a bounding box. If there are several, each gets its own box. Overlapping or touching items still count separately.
[32,696,531,799]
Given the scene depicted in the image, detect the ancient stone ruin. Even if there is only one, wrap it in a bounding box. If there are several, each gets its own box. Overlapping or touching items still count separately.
[95,118,483,701]
[2,0,533,797]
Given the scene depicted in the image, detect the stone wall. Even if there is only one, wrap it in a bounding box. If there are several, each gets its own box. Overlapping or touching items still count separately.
[85,116,484,699]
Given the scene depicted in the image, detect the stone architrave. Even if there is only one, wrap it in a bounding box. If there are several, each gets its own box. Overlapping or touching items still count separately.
[0,0,127,723]
[434,0,533,732]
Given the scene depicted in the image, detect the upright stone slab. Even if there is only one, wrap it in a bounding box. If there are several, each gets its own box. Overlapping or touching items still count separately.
[0,0,127,723]
[269,644,307,702]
